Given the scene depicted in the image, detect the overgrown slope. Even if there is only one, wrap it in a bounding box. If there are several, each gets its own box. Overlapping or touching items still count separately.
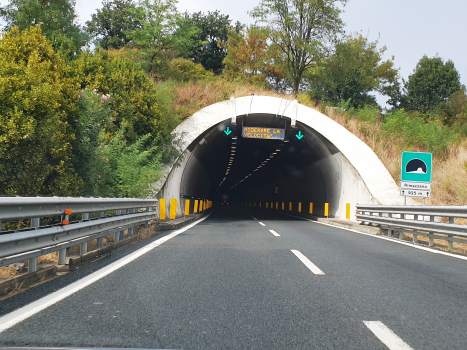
[166,79,467,206]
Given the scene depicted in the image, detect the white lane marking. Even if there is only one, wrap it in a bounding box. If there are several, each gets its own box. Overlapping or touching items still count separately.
[0,214,211,333]
[291,250,325,275]
[283,213,467,262]
[269,230,280,237]
[364,321,414,350]
[248,214,257,220]
[258,222,266,226]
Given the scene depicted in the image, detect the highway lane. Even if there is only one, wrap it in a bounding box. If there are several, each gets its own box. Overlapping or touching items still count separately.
[0,207,466,349]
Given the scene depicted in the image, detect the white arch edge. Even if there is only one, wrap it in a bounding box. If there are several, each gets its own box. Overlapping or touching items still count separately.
[161,95,403,205]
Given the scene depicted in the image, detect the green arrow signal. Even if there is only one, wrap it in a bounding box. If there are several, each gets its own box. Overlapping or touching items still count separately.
[295,131,304,140]
[224,127,232,136]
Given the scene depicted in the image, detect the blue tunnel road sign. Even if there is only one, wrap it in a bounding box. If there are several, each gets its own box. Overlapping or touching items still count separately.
[401,152,432,183]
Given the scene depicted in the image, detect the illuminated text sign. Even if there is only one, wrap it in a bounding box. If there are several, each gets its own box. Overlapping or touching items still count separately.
[242,127,285,140]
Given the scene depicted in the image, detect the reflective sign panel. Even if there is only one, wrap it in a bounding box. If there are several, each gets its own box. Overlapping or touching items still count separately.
[242,127,285,140]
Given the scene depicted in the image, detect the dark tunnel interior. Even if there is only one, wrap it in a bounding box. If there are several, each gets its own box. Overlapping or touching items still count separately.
[177,113,350,217]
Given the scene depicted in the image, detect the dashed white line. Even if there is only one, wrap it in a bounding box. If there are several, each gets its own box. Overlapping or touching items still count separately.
[248,214,257,220]
[269,229,280,237]
[283,213,467,262]
[258,222,266,226]
[364,321,413,350]
[291,250,325,275]
[0,214,212,333]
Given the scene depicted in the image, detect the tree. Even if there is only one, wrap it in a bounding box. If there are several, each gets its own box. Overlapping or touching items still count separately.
[0,26,82,196]
[1,0,87,52]
[178,11,233,73]
[71,51,180,142]
[307,33,399,108]
[85,0,141,50]
[403,55,461,113]
[125,0,179,73]
[250,0,347,94]
[221,25,277,86]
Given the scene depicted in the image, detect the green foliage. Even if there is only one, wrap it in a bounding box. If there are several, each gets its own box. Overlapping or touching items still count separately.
[222,25,279,86]
[351,104,381,123]
[72,88,113,195]
[71,51,180,142]
[85,0,140,50]
[125,0,178,73]
[434,87,467,126]
[1,0,88,53]
[92,130,163,198]
[382,109,456,156]
[182,11,232,73]
[250,0,347,94]
[307,33,399,108]
[0,26,82,196]
[162,58,214,81]
[403,55,461,113]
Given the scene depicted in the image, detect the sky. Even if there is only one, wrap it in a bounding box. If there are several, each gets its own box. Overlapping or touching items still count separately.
[1,0,466,104]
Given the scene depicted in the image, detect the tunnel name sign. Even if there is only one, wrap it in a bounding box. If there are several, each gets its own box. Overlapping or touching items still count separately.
[400,151,432,198]
[242,127,285,140]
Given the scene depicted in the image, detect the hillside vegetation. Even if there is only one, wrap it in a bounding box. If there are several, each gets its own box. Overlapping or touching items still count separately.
[1,0,466,205]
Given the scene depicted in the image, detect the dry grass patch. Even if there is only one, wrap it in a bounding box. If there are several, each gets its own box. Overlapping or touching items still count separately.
[0,266,17,280]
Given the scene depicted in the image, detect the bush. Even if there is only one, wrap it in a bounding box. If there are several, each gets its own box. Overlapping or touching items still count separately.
[92,129,164,198]
[0,26,82,196]
[163,58,215,82]
[382,109,456,156]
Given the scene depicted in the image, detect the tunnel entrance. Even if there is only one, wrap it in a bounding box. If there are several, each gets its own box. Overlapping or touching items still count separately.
[156,96,401,220]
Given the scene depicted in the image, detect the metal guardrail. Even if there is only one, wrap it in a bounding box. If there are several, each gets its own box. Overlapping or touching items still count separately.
[0,197,158,273]
[356,204,467,251]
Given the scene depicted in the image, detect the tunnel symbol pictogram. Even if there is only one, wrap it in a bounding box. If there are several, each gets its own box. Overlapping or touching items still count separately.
[406,159,427,174]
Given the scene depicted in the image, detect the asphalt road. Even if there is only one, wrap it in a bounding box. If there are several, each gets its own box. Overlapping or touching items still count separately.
[0,207,466,349]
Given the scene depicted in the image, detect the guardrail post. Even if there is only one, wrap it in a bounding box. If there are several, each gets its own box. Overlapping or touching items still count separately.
[429,216,435,246]
[28,257,37,274]
[97,237,103,248]
[120,228,124,240]
[413,233,418,244]
[58,248,66,265]
[447,219,454,251]
[117,210,122,216]
[114,231,120,242]
[81,242,88,255]
[388,229,393,237]
[99,211,105,219]
[399,231,404,240]
[31,218,40,228]
[82,213,89,221]
[448,238,453,252]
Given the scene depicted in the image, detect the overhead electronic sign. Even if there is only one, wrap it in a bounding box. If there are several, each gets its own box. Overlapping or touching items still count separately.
[242,127,285,140]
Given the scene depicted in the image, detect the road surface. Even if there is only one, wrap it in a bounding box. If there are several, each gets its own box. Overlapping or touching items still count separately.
[0,208,466,349]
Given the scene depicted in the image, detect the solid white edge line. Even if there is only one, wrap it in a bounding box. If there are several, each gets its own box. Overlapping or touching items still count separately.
[283,213,467,262]
[0,214,211,333]
[258,222,266,226]
[269,230,280,237]
[290,250,325,275]
[364,321,414,350]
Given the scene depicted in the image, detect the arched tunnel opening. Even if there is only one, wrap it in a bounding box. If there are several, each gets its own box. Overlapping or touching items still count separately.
[157,96,399,220]
[180,114,338,217]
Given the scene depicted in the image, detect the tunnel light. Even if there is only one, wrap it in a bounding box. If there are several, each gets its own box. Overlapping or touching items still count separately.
[232,136,237,140]
[276,149,281,152]
[231,146,236,149]
[266,158,270,161]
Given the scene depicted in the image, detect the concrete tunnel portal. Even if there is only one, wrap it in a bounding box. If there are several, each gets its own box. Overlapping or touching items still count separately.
[156,96,403,220]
